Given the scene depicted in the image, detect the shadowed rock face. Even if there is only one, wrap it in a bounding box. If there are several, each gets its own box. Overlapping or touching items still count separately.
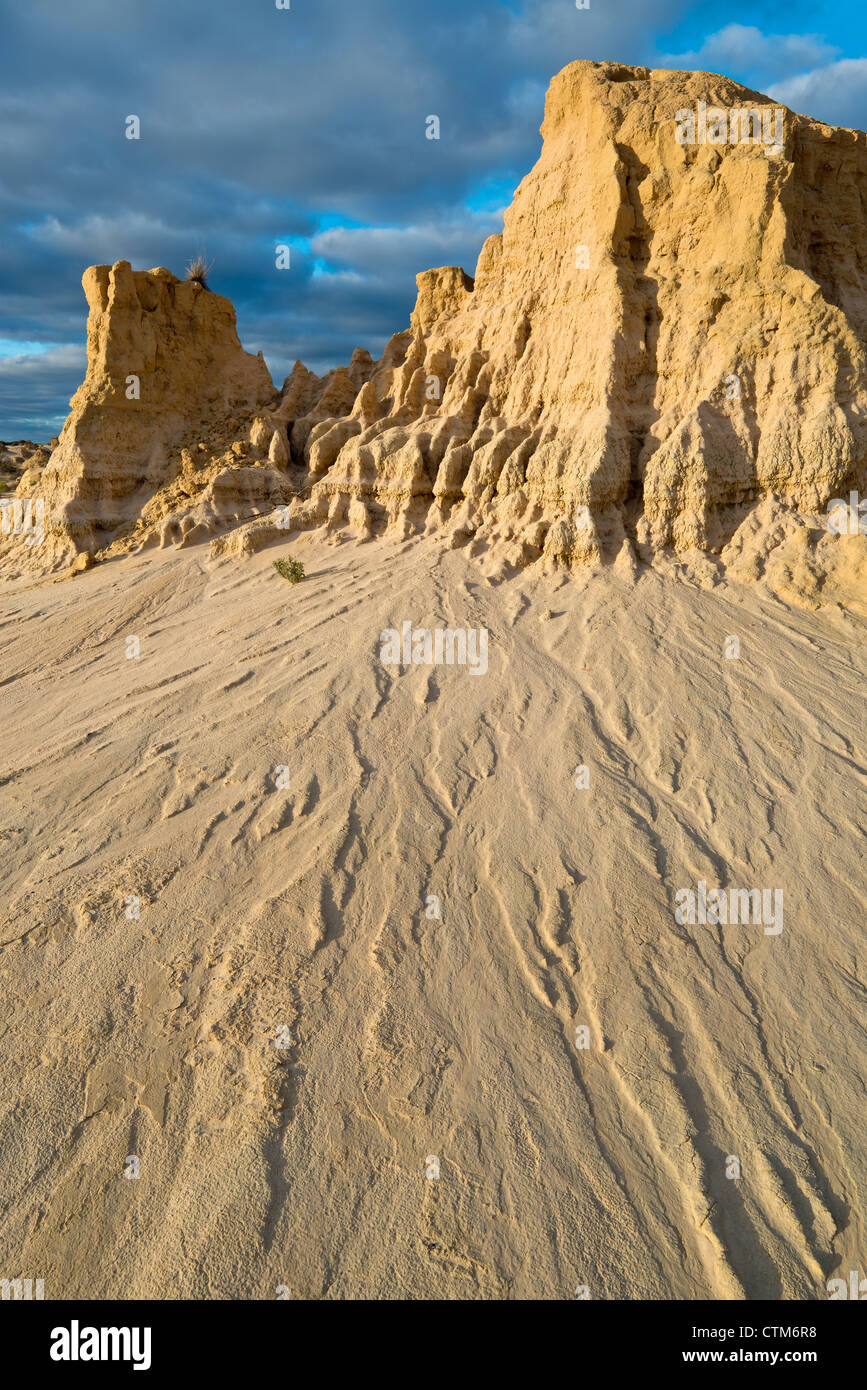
[8,60,867,575]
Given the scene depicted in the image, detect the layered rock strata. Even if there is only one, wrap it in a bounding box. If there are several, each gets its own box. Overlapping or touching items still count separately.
[7,60,867,576]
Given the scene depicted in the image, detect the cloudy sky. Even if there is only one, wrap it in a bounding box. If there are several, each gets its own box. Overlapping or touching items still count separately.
[1,0,865,439]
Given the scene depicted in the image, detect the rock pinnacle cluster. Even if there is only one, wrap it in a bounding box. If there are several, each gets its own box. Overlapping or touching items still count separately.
[6,60,867,580]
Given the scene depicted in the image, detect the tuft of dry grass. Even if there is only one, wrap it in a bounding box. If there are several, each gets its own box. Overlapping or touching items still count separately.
[185,255,213,290]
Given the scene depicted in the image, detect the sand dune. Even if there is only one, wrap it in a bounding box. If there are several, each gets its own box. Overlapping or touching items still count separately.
[1,531,863,1298]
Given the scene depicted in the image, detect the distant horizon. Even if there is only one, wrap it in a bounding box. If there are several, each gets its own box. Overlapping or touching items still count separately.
[2,0,866,440]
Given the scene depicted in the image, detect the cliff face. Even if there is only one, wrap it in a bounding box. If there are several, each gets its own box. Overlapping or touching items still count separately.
[7,60,867,577]
[27,260,275,564]
[285,61,867,568]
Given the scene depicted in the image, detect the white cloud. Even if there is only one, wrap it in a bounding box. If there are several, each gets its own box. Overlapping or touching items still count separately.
[310,211,504,281]
[0,343,85,378]
[660,25,838,80]
[768,58,867,129]
[657,25,867,130]
[28,213,182,261]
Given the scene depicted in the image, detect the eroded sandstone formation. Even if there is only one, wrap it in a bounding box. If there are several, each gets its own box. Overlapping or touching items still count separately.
[6,60,867,577]
[17,261,275,566]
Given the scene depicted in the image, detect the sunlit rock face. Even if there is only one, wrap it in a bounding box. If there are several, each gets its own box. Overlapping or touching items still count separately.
[284,61,867,570]
[8,60,867,576]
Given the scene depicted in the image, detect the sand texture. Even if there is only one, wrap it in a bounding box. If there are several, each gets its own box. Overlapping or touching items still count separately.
[0,532,863,1299]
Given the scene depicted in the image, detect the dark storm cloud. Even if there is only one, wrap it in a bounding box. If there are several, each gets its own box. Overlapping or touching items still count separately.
[1,0,862,437]
[0,345,86,438]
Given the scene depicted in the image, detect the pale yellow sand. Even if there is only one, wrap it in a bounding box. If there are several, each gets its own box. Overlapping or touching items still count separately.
[0,533,864,1299]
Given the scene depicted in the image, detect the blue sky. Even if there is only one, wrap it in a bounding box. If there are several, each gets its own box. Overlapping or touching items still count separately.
[1,0,865,439]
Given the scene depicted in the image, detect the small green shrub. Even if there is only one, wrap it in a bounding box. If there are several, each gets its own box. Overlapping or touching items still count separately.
[273,557,305,584]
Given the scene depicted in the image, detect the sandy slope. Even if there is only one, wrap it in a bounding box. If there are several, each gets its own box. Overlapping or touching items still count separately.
[0,532,864,1300]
